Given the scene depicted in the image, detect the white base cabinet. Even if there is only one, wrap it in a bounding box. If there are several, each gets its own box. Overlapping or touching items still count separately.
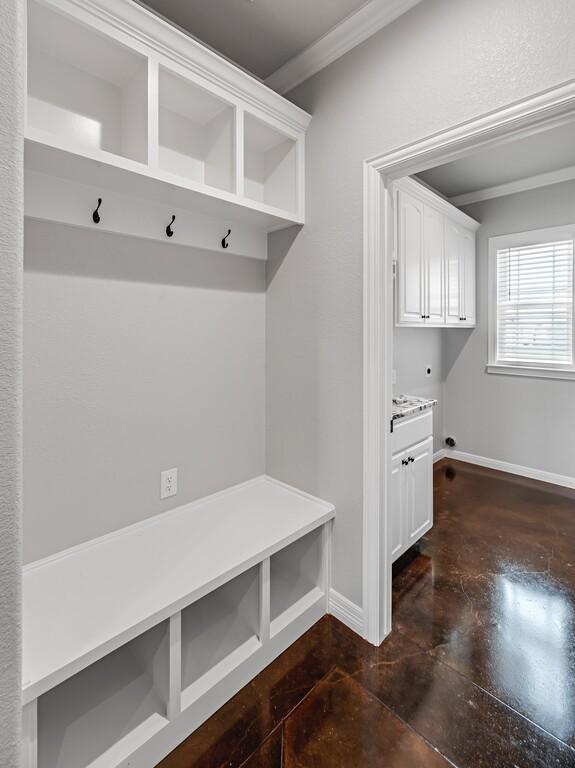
[390,411,434,562]
[394,177,479,328]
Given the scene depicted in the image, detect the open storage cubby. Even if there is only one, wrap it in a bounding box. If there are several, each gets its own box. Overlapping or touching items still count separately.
[158,67,235,192]
[181,566,261,707]
[27,0,148,164]
[270,528,323,631]
[37,622,169,768]
[244,114,297,213]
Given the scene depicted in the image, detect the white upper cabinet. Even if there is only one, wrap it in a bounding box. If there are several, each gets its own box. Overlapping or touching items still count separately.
[397,189,425,324]
[24,0,310,251]
[395,178,479,327]
[424,205,445,324]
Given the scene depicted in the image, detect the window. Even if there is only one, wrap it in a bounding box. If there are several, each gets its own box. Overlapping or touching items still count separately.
[488,226,575,379]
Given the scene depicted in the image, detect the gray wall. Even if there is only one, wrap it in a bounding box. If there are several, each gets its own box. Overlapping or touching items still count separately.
[444,180,575,478]
[266,0,575,607]
[393,327,445,454]
[24,221,266,562]
[0,0,24,763]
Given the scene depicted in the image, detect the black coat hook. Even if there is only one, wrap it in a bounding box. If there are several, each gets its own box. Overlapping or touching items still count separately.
[166,215,176,238]
[92,198,102,224]
[221,229,231,249]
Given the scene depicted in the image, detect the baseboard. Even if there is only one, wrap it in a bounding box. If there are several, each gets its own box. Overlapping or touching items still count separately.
[433,449,447,463]
[328,589,364,636]
[445,449,575,490]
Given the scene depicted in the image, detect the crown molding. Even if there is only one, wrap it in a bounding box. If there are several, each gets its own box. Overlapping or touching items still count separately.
[265,0,423,95]
[449,164,575,207]
[395,176,480,229]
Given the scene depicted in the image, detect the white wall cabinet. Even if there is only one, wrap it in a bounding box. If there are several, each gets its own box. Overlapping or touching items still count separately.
[395,177,479,327]
[390,412,433,562]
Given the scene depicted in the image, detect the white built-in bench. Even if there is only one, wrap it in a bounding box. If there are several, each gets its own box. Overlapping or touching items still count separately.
[22,476,335,768]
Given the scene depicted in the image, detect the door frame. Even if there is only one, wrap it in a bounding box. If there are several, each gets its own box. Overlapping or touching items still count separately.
[362,79,575,645]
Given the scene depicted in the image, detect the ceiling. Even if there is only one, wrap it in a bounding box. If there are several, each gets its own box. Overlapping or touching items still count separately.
[139,0,368,80]
[417,121,575,200]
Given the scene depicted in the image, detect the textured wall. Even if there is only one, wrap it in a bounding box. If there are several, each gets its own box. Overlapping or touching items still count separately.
[0,0,23,764]
[24,222,266,562]
[266,0,575,606]
[445,180,575,476]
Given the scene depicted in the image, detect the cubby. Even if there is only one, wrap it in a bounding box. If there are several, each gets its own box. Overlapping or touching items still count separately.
[27,0,148,164]
[36,622,169,768]
[244,114,298,213]
[181,566,261,707]
[158,67,235,192]
[270,528,323,633]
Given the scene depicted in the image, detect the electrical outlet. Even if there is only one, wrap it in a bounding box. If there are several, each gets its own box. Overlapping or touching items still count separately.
[160,468,178,499]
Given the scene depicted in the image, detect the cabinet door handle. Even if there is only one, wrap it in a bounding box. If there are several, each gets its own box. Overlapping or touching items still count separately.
[408,456,414,463]
[402,459,408,466]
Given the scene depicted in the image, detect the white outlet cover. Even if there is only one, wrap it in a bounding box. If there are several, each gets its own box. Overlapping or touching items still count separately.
[161,468,178,499]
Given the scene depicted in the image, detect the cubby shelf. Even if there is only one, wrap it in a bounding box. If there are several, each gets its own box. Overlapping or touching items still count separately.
[180,566,262,708]
[24,0,310,247]
[37,624,169,768]
[270,528,324,636]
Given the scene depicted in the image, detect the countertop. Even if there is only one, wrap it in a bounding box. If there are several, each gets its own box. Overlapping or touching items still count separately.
[392,395,437,422]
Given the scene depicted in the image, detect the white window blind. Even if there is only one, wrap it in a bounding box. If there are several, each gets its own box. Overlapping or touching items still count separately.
[496,237,574,368]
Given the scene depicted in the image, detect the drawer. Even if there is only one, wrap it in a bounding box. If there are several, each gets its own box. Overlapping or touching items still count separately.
[391,410,433,454]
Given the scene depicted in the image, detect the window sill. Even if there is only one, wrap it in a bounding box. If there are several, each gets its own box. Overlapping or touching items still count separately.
[486,363,575,381]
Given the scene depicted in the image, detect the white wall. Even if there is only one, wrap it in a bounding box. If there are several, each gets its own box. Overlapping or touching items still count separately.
[444,180,575,478]
[266,0,575,607]
[24,221,266,562]
[0,0,24,763]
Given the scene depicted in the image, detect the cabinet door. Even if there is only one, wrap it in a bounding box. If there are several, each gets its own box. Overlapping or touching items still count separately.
[397,190,425,324]
[461,230,476,326]
[406,436,433,545]
[444,218,463,325]
[390,452,406,562]
[424,205,444,324]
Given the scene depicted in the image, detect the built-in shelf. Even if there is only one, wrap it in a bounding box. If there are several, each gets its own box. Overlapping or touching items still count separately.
[23,476,334,768]
[37,623,169,768]
[24,0,310,249]
[181,566,261,708]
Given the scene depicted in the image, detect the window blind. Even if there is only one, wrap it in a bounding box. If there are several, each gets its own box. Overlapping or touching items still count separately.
[496,238,574,367]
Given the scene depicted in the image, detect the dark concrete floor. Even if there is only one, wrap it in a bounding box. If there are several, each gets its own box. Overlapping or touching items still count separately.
[157,459,575,767]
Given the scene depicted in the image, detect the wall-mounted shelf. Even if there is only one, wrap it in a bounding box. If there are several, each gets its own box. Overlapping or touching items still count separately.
[22,476,334,768]
[25,0,311,256]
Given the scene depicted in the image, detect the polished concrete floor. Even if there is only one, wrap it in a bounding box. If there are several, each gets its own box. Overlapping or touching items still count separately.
[158,459,575,767]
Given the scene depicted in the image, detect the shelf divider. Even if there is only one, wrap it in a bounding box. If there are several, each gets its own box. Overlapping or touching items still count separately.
[168,613,182,721]
[147,57,160,169]
[22,699,38,768]
[259,558,271,644]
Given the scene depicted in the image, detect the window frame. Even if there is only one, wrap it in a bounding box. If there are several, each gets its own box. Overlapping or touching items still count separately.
[487,224,575,380]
